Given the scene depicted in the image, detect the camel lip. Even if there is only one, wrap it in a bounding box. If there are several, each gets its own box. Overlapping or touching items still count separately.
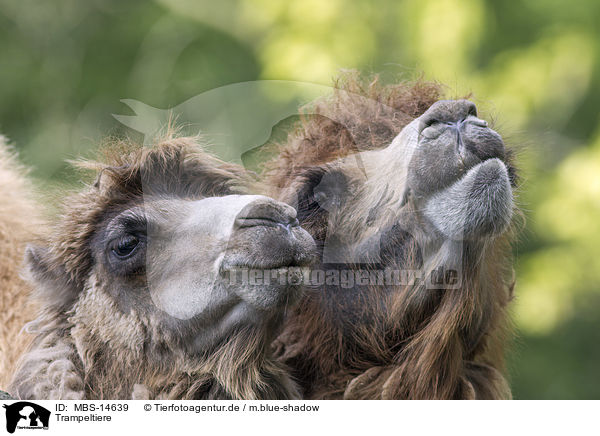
[424,157,511,207]
[235,217,300,228]
[464,157,506,175]
[414,157,508,202]
[220,263,310,273]
[220,250,316,272]
[451,157,507,187]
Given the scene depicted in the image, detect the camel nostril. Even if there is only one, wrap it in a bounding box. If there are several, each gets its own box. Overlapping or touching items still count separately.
[419,99,480,132]
[236,198,299,228]
[465,100,478,117]
[471,118,488,128]
[236,217,282,228]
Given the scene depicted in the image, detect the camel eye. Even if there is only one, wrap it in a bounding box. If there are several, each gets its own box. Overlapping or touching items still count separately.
[111,235,140,259]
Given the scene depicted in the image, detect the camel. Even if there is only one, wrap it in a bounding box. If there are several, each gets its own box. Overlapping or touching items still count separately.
[0,136,41,390]
[9,135,316,399]
[266,75,519,399]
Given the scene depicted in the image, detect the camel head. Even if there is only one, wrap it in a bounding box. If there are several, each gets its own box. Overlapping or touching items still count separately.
[270,91,519,399]
[16,136,315,399]
[289,99,516,265]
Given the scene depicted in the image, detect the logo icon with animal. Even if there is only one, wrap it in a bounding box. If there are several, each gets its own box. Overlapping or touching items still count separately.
[3,402,50,433]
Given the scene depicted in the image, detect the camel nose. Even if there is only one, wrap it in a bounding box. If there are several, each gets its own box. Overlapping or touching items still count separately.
[418,99,504,161]
[234,197,299,229]
[418,99,480,133]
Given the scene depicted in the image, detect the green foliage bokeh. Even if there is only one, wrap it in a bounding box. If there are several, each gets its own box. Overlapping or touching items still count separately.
[1,0,598,399]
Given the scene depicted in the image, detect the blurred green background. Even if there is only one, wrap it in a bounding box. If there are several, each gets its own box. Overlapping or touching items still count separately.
[0,0,598,399]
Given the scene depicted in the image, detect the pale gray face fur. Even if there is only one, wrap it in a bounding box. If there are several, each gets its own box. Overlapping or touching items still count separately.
[401,99,513,241]
[305,99,513,263]
[91,194,316,351]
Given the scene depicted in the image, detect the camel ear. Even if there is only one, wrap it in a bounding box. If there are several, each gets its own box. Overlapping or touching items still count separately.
[25,244,79,310]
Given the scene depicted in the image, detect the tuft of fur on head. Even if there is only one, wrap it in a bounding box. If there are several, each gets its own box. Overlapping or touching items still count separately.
[0,136,43,389]
[11,134,299,400]
[264,71,443,192]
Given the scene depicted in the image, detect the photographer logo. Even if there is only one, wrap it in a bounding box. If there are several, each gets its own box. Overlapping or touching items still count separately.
[2,402,50,433]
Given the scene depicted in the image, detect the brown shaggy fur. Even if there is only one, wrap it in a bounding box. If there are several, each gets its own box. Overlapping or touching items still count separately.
[266,72,443,190]
[265,72,517,399]
[0,137,41,389]
[10,136,299,400]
